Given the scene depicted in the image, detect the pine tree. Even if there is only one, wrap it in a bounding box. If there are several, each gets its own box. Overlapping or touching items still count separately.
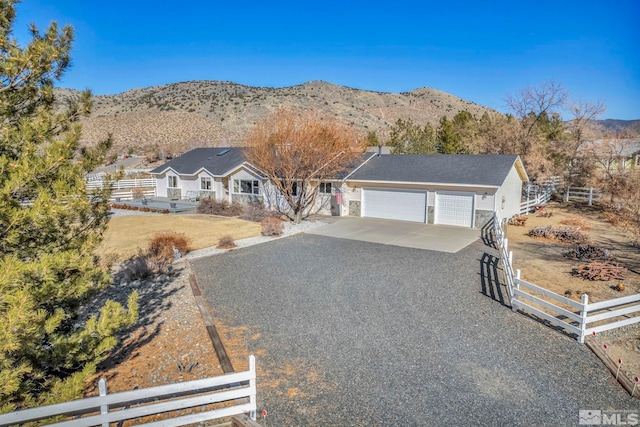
[0,0,137,411]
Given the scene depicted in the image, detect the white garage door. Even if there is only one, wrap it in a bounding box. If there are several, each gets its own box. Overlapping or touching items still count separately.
[363,188,426,222]
[436,193,474,227]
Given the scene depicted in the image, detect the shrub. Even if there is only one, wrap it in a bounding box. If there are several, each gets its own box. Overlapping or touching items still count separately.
[131,187,145,199]
[261,217,284,236]
[122,251,155,280]
[146,232,191,273]
[197,198,243,216]
[99,252,120,269]
[239,201,279,222]
[217,234,236,249]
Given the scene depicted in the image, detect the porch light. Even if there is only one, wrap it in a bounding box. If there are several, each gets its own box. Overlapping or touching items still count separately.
[501,196,506,209]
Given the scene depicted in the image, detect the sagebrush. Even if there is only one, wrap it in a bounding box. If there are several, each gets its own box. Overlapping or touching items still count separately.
[217,234,236,249]
[261,217,284,236]
[121,232,191,280]
[239,201,279,222]
[146,232,191,272]
[197,198,243,216]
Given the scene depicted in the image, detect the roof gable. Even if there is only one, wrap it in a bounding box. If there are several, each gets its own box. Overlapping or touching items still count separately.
[150,147,247,176]
[346,154,525,187]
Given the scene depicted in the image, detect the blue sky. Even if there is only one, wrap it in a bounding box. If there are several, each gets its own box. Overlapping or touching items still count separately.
[14,0,640,120]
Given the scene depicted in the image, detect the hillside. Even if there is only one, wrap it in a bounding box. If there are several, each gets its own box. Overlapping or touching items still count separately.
[56,81,494,157]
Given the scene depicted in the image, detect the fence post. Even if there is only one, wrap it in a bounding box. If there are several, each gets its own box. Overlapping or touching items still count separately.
[578,293,589,344]
[565,186,570,202]
[249,355,256,421]
[588,187,593,206]
[98,378,108,427]
[512,269,521,312]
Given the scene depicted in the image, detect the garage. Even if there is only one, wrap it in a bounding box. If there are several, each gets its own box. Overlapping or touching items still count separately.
[435,193,474,227]
[362,188,426,222]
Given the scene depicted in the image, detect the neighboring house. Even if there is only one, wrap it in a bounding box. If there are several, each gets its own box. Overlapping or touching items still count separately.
[150,147,266,204]
[151,147,528,228]
[578,138,640,173]
[340,153,528,228]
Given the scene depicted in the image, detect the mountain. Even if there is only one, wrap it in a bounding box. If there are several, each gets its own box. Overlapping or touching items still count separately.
[594,119,640,135]
[55,80,494,157]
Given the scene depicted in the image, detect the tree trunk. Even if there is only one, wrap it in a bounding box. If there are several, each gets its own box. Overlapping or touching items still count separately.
[294,209,303,224]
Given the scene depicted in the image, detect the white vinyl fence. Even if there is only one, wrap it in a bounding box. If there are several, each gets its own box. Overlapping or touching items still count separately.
[564,186,607,206]
[519,182,556,214]
[493,212,640,343]
[85,178,157,202]
[0,356,256,427]
[85,178,156,191]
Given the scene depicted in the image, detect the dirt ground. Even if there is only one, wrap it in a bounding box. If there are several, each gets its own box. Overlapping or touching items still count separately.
[506,201,640,381]
[82,263,255,425]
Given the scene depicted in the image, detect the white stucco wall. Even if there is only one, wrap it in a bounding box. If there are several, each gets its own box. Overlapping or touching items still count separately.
[495,165,525,219]
[179,175,200,194]
[155,172,168,197]
[474,191,496,211]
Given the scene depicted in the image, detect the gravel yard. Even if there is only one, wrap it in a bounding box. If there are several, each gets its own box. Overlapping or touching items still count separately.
[192,234,639,426]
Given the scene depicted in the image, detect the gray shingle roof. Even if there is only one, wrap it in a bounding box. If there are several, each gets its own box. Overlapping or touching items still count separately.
[150,147,247,176]
[347,154,522,187]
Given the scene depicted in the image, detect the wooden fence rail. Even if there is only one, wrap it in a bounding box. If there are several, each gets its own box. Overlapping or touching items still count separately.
[493,212,640,344]
[0,356,256,427]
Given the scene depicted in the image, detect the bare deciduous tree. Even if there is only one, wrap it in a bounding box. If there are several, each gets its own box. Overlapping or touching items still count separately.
[568,98,607,143]
[561,99,607,183]
[244,110,362,223]
[505,80,569,159]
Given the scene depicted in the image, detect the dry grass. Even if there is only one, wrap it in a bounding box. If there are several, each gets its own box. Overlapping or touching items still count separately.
[101,214,261,260]
[559,216,591,230]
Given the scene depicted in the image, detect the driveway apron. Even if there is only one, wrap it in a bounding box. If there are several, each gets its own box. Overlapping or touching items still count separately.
[306,217,479,252]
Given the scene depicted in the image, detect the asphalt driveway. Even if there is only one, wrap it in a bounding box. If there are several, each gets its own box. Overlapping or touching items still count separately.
[306,217,479,252]
[191,234,638,426]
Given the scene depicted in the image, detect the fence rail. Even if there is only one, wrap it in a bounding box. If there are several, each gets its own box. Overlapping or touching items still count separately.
[86,178,156,190]
[493,212,640,344]
[564,186,608,205]
[0,356,257,427]
[520,182,555,215]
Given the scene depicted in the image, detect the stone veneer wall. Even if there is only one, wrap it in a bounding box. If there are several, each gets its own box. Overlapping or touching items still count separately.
[474,210,494,229]
[427,206,434,224]
[231,194,263,205]
[349,201,361,217]
[167,188,181,200]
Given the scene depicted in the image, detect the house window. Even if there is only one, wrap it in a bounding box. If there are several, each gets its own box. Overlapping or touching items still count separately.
[233,179,260,195]
[168,176,178,188]
[201,177,212,190]
[318,182,332,194]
